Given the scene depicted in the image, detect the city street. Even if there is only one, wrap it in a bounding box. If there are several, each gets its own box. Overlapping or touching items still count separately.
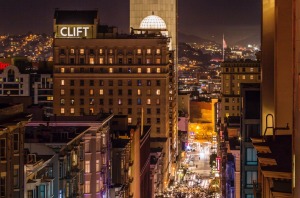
[163,141,219,198]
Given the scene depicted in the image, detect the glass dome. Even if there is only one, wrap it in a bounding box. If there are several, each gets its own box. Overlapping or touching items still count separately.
[139,15,167,29]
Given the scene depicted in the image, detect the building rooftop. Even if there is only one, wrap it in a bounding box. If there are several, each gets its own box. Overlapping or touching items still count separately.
[49,114,112,122]
[54,10,97,24]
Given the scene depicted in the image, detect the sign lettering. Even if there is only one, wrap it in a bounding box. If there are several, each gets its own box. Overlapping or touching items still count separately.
[59,26,90,37]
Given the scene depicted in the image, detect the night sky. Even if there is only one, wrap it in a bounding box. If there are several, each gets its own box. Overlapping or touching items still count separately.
[0,0,261,45]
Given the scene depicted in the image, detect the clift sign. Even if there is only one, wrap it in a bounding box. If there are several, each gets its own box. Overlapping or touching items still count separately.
[56,25,93,38]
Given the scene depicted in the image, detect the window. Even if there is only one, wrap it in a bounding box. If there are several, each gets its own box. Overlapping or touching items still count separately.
[118,80,122,86]
[156,108,160,114]
[147,48,151,54]
[137,80,142,86]
[13,134,19,151]
[250,68,254,72]
[109,89,113,95]
[70,48,75,54]
[99,80,104,86]
[156,80,161,86]
[60,99,65,105]
[89,89,94,96]
[147,118,151,124]
[60,89,65,95]
[118,89,122,96]
[70,68,74,73]
[80,89,84,96]
[80,80,84,86]
[0,139,6,161]
[246,171,257,188]
[147,99,151,105]
[60,68,65,73]
[225,106,229,110]
[156,89,161,95]
[242,67,246,72]
[70,80,74,86]
[70,89,74,96]
[27,190,33,198]
[109,68,113,73]
[118,58,123,64]
[128,89,132,95]
[89,108,94,115]
[85,181,90,193]
[80,49,84,54]
[118,99,122,105]
[147,68,151,73]
[109,99,113,105]
[137,49,142,54]
[90,80,94,86]
[70,108,75,114]
[246,148,257,165]
[128,58,132,64]
[60,79,65,85]
[147,90,151,95]
[128,99,132,105]
[109,80,113,86]
[137,89,141,96]
[0,176,6,197]
[128,108,132,114]
[146,58,151,64]
[156,99,160,105]
[89,98,94,105]
[137,98,141,105]
[60,108,65,114]
[89,57,95,64]
[109,58,113,64]
[99,49,103,54]
[128,117,132,124]
[242,75,246,80]
[138,68,142,73]
[13,168,19,188]
[156,58,161,64]
[80,99,84,105]
[156,48,161,54]
[138,58,142,64]
[157,127,160,133]
[225,98,229,103]
[70,99,74,105]
[99,89,104,95]
[147,108,151,114]
[250,75,254,80]
[99,99,104,105]
[99,57,104,64]
[156,118,160,124]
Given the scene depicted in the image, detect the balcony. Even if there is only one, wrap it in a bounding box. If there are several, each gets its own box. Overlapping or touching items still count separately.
[253,181,262,198]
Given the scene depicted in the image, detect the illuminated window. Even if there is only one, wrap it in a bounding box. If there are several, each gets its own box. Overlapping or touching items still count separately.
[250,75,254,80]
[60,99,65,105]
[118,99,122,105]
[60,108,65,114]
[89,108,94,115]
[70,48,75,54]
[70,108,75,114]
[89,57,94,64]
[89,98,94,105]
[147,99,151,105]
[156,49,161,54]
[60,89,65,95]
[99,49,103,54]
[80,49,84,55]
[147,68,151,73]
[156,58,161,64]
[47,96,53,101]
[242,75,246,80]
[85,181,90,193]
[99,89,104,95]
[156,99,160,105]
[99,58,104,64]
[128,118,132,124]
[109,58,113,64]
[137,89,141,95]
[250,68,254,72]
[138,68,142,73]
[71,99,74,105]
[156,89,161,95]
[147,49,151,54]
[70,68,74,73]
[109,49,113,54]
[147,90,151,95]
[96,160,100,172]
[89,89,94,96]
[157,68,161,73]
[60,68,65,73]
[109,68,113,73]
[146,58,151,64]
[60,80,65,85]
[225,82,229,87]
[225,75,230,80]
[137,49,142,54]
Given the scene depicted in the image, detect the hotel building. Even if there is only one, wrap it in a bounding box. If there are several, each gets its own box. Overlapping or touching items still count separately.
[52,10,177,188]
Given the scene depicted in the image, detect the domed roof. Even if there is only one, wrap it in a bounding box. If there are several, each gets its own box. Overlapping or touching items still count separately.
[139,15,167,29]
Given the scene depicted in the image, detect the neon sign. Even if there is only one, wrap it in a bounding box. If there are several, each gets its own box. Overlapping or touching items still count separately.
[0,62,9,70]
[60,27,90,37]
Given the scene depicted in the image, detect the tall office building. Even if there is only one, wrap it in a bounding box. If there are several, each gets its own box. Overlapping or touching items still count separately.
[130,1,179,181]
[52,10,177,189]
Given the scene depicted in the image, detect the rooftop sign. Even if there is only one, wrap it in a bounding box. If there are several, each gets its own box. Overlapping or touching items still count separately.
[56,25,94,38]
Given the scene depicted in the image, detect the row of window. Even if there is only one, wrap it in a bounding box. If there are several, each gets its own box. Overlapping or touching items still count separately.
[60,97,161,108]
[224,105,240,111]
[224,75,260,80]
[59,56,163,65]
[60,48,161,56]
[0,77,24,83]
[58,67,162,74]
[60,88,161,97]
[224,98,240,103]
[60,79,162,86]
[224,67,260,72]
[0,135,19,161]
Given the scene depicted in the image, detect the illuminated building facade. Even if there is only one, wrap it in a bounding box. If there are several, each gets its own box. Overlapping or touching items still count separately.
[220,60,260,123]
[52,10,177,189]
